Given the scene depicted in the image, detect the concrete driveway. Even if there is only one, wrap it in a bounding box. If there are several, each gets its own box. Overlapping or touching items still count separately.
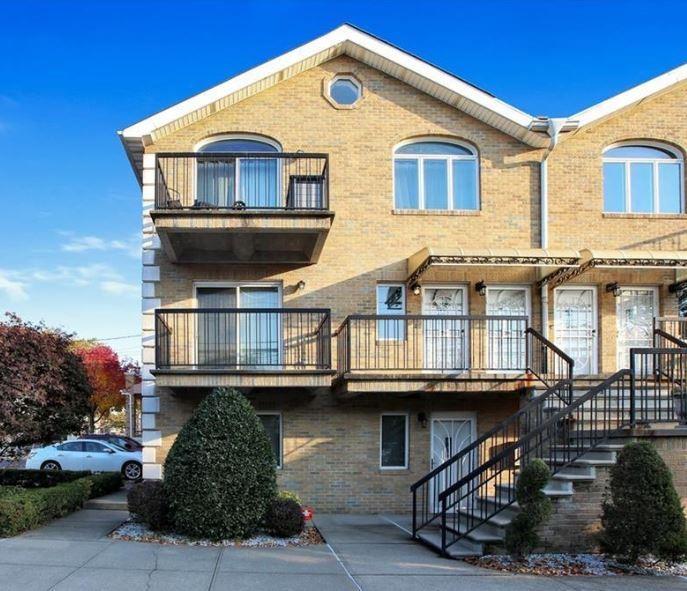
[0,509,685,590]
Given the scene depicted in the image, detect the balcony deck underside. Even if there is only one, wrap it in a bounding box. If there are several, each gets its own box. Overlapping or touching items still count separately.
[334,370,532,398]
[152,210,333,264]
[152,368,334,390]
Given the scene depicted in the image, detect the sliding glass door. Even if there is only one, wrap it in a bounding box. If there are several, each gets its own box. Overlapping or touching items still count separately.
[196,285,280,368]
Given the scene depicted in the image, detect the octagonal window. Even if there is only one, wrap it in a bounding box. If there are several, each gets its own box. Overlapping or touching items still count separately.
[329,76,361,106]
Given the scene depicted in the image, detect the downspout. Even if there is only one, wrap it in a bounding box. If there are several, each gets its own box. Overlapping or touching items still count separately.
[540,118,566,339]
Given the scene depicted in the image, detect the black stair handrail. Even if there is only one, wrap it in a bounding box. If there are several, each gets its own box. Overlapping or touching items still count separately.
[654,327,687,348]
[437,369,634,553]
[410,379,572,536]
[525,327,575,401]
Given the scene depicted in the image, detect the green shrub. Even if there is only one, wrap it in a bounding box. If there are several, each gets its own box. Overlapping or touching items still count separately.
[276,490,302,504]
[0,478,92,537]
[601,441,687,563]
[265,497,304,538]
[87,472,122,498]
[505,459,553,558]
[0,469,91,488]
[164,388,277,540]
[127,480,169,531]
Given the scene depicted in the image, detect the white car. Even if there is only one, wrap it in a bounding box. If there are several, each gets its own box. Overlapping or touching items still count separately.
[26,439,142,481]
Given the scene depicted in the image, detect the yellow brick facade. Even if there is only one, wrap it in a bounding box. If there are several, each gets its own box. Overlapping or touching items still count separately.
[140,55,685,512]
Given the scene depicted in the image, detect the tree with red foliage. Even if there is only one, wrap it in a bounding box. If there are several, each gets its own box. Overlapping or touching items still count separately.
[74,342,138,430]
[0,314,91,453]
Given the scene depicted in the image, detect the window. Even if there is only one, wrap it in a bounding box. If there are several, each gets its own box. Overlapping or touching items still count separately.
[257,413,282,468]
[195,135,281,208]
[380,414,408,469]
[83,442,110,453]
[603,143,683,213]
[328,76,361,106]
[57,442,83,452]
[376,284,406,340]
[394,140,479,211]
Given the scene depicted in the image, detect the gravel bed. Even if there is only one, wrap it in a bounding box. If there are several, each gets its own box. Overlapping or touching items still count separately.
[466,553,687,576]
[110,519,324,548]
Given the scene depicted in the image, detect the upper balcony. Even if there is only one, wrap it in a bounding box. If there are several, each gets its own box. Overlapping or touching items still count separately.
[151,153,333,265]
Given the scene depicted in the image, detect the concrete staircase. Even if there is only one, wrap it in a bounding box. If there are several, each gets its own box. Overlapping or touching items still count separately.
[418,441,623,558]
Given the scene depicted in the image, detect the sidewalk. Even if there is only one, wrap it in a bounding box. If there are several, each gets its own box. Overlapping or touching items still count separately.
[0,509,685,590]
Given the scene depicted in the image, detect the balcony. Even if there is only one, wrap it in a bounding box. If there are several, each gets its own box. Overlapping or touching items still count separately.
[153,308,333,390]
[334,315,531,396]
[151,153,333,264]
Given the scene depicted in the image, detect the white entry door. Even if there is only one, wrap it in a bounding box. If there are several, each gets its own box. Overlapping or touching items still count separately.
[554,287,598,375]
[422,287,468,370]
[429,415,475,512]
[486,287,530,370]
[616,287,658,369]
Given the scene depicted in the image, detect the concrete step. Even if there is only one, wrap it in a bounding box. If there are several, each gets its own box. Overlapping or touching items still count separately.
[475,496,520,520]
[416,529,483,558]
[550,447,617,463]
[554,463,597,479]
[496,481,573,498]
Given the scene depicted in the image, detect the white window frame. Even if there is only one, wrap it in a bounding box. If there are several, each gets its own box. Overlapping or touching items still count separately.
[615,285,659,369]
[328,75,362,106]
[379,413,409,470]
[192,281,283,367]
[193,134,283,208]
[257,411,283,469]
[376,283,406,341]
[393,137,480,211]
[602,141,684,214]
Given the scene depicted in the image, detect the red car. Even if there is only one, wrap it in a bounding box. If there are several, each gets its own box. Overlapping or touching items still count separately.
[82,434,142,452]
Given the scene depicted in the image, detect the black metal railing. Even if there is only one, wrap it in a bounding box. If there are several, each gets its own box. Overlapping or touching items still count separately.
[154,153,329,210]
[655,317,687,344]
[336,315,529,374]
[155,308,331,370]
[411,345,687,556]
[410,379,572,538]
[631,347,687,424]
[436,370,633,555]
[525,327,575,401]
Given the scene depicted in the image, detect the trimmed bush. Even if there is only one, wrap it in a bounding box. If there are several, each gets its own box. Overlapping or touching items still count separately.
[265,497,304,538]
[601,441,687,563]
[127,480,169,531]
[164,388,277,540]
[276,490,302,505]
[0,478,92,537]
[505,459,553,558]
[88,472,122,498]
[0,468,91,488]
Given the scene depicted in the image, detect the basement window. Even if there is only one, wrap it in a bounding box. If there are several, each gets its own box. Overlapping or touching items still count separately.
[380,414,408,469]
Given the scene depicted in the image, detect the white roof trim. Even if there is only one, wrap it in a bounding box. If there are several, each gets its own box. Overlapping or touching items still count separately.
[120,24,534,139]
[569,62,687,129]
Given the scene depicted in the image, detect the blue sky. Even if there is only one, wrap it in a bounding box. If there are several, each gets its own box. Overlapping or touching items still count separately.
[1,0,685,361]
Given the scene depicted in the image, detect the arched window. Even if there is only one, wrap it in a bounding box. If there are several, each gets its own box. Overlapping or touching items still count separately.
[393,140,479,211]
[603,142,683,213]
[195,135,281,208]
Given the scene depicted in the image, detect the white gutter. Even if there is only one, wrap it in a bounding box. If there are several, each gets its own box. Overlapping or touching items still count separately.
[539,118,567,338]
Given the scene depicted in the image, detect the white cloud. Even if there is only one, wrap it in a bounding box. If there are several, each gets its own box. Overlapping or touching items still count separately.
[0,270,28,301]
[60,233,139,258]
[100,281,139,297]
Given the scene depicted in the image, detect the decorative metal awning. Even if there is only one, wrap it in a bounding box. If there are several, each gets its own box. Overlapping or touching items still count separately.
[537,249,687,288]
[407,247,580,287]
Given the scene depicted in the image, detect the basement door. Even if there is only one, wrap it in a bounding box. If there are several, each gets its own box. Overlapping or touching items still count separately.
[422,286,468,371]
[616,287,658,370]
[429,414,475,513]
[554,287,598,375]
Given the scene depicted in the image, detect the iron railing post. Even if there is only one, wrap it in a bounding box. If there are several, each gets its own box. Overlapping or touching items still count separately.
[629,349,637,427]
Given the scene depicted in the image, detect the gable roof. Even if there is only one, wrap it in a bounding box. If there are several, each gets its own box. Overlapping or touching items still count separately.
[118,24,547,181]
[563,62,687,133]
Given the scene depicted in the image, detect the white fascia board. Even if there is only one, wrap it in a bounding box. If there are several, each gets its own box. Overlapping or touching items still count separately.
[570,62,687,129]
[119,24,535,139]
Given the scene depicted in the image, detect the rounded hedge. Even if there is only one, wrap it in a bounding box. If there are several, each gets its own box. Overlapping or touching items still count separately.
[127,480,169,531]
[164,387,277,540]
[601,441,687,563]
[265,497,304,538]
